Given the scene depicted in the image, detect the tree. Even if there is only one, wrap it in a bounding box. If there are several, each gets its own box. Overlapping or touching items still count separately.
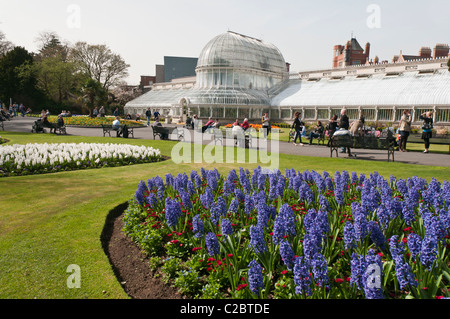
[24,32,80,104]
[110,81,141,106]
[79,78,107,113]
[0,31,14,57]
[35,31,70,61]
[20,57,80,104]
[0,46,44,106]
[70,42,130,91]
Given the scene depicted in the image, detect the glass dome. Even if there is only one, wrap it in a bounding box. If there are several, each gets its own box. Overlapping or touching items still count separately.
[195,31,288,91]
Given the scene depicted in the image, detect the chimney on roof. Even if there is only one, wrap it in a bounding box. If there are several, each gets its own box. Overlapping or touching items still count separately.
[419,46,432,58]
[433,44,449,58]
[286,62,291,73]
[365,42,370,56]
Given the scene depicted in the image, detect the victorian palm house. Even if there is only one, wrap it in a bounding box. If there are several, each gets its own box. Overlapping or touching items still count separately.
[125,31,290,121]
[125,31,450,125]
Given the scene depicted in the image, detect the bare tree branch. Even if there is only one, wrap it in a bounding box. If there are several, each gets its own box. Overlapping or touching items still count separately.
[70,42,130,90]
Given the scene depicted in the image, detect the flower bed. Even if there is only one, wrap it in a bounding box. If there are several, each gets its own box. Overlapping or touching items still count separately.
[223,124,280,131]
[50,116,143,127]
[123,167,450,299]
[0,143,162,177]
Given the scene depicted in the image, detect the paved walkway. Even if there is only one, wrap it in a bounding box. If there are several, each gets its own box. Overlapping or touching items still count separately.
[2,116,449,167]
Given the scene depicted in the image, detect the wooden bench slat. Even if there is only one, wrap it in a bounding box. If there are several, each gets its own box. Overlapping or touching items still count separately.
[151,125,184,141]
[330,131,396,162]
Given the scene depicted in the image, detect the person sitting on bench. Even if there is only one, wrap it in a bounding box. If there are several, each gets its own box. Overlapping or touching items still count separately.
[308,121,324,145]
[241,118,250,131]
[202,117,215,133]
[42,114,57,133]
[211,118,220,129]
[54,114,65,133]
[153,119,168,139]
[112,116,122,137]
[349,116,365,137]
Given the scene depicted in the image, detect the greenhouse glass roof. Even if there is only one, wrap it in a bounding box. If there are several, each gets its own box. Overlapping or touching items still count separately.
[125,86,271,108]
[125,88,191,108]
[186,88,271,105]
[271,69,450,107]
[196,31,287,75]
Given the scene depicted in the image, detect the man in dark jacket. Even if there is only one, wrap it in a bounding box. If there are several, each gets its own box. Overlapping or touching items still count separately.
[338,108,351,154]
[339,108,350,130]
[145,108,152,126]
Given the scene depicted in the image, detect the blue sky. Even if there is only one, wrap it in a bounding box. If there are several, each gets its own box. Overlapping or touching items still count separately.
[0,0,449,84]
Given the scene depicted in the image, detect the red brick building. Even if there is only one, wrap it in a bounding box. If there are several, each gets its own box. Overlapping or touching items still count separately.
[393,44,449,63]
[139,75,157,93]
[332,37,370,68]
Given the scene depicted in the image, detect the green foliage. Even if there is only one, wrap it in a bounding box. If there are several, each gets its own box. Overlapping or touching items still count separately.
[0,46,45,107]
[1,132,450,298]
[198,278,228,299]
[148,256,162,272]
[161,256,183,284]
[79,78,107,111]
[0,31,131,114]
[273,274,295,299]
[174,268,203,296]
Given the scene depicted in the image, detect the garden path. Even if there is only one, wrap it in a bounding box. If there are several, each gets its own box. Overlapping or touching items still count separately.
[3,116,449,167]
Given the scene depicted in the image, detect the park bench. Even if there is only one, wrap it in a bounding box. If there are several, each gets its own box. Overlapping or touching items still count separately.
[235,132,253,148]
[230,130,253,149]
[289,130,326,145]
[151,125,184,141]
[329,129,396,162]
[203,128,253,148]
[101,124,112,137]
[207,128,224,145]
[31,120,67,135]
[54,124,67,135]
[122,126,135,138]
[405,133,450,154]
[102,124,135,138]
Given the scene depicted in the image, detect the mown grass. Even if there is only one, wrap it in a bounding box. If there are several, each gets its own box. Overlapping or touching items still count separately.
[0,131,449,299]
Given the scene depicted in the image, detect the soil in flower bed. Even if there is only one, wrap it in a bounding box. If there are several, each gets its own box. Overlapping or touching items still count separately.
[101,202,183,299]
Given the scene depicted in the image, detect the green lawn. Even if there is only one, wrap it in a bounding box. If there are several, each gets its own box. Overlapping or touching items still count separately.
[0,131,449,299]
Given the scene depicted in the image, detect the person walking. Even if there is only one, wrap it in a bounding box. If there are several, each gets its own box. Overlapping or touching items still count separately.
[420,111,433,153]
[99,106,106,117]
[145,108,152,126]
[262,112,271,140]
[153,110,160,121]
[398,110,411,152]
[290,111,304,146]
